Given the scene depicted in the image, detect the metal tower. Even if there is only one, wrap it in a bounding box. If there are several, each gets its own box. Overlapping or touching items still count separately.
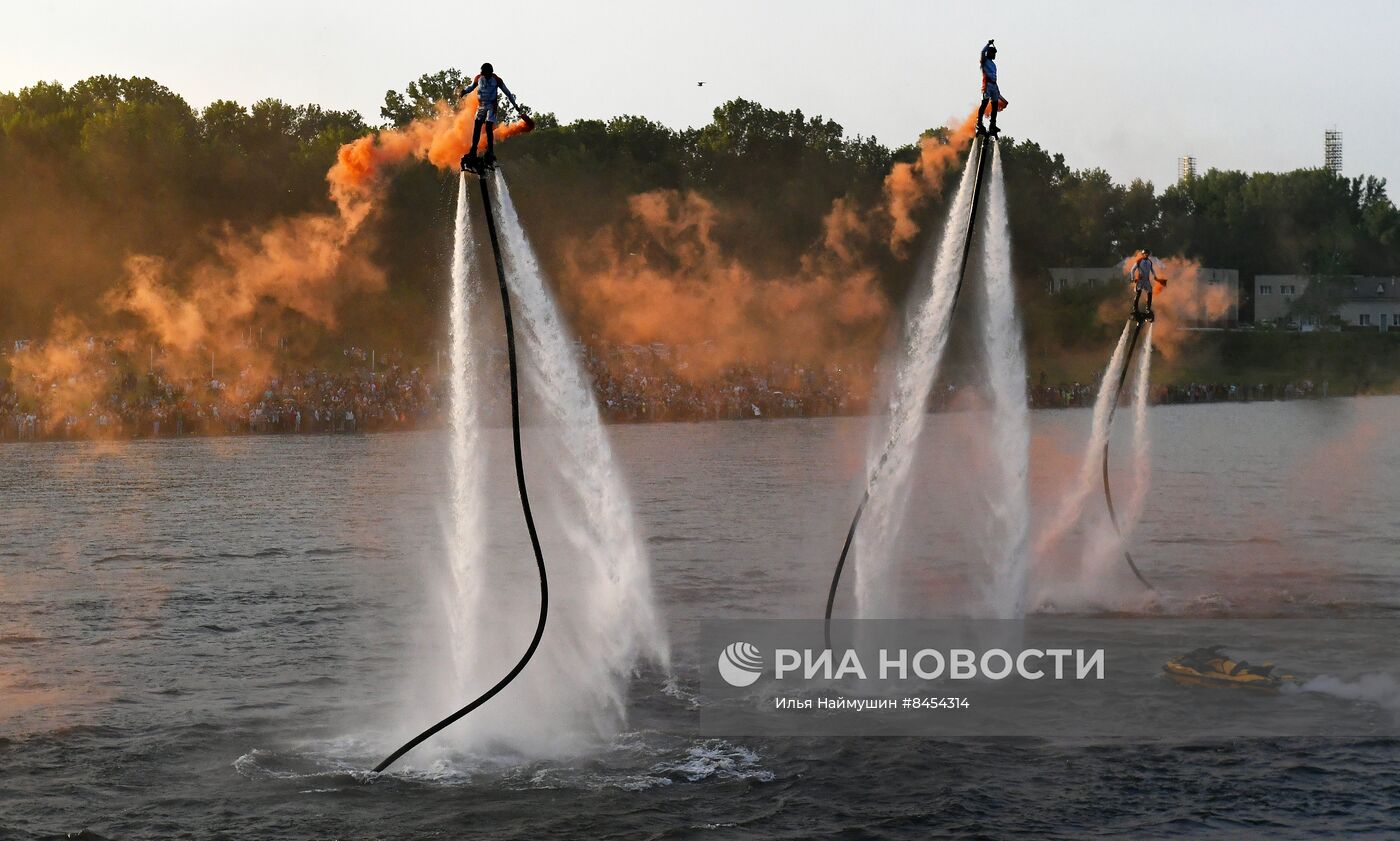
[1178,155,1197,182]
[1324,129,1343,175]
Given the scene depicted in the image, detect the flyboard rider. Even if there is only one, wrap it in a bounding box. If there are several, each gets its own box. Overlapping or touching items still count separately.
[1132,250,1165,321]
[977,40,1008,136]
[456,62,519,171]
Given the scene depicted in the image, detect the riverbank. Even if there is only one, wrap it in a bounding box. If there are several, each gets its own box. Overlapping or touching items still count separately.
[1,377,1365,442]
[5,329,1397,442]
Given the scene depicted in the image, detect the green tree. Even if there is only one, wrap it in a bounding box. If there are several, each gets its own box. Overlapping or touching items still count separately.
[381,69,469,127]
[6,69,1400,366]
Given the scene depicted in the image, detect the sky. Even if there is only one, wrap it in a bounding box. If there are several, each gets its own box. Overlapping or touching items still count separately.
[3,0,1396,189]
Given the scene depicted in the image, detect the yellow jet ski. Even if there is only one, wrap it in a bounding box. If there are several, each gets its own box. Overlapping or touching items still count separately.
[1163,646,1294,692]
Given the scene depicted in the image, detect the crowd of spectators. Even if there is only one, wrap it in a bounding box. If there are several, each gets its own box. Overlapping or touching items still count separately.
[0,341,438,441]
[580,343,863,422]
[1155,380,1325,403]
[912,379,1331,412]
[0,337,1341,441]
[1027,379,1327,409]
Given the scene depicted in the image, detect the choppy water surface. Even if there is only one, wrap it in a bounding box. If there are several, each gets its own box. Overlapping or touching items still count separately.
[3,397,1399,839]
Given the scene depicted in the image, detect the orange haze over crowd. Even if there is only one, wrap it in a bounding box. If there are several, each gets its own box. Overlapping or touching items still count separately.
[11,97,1231,432]
[11,92,537,415]
[556,110,982,388]
[14,99,982,422]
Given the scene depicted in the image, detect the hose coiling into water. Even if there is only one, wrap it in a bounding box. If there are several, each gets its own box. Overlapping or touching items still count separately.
[823,137,993,649]
[373,171,549,773]
[1100,318,1155,591]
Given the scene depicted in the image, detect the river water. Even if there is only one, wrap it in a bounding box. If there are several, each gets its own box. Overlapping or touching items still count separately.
[2,397,1398,838]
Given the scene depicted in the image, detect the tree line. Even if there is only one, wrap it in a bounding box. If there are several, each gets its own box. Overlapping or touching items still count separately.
[4,71,1399,355]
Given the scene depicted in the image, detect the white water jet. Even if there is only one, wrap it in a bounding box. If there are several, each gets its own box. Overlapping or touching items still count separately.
[398,175,492,761]
[442,175,487,687]
[855,142,982,621]
[1032,322,1133,571]
[459,170,666,755]
[976,143,1031,618]
[1079,322,1157,590]
[1119,323,1154,542]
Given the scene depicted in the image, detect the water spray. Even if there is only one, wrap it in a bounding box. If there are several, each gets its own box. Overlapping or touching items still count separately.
[823,136,994,648]
[1099,316,1156,591]
[372,170,549,773]
[977,142,1031,618]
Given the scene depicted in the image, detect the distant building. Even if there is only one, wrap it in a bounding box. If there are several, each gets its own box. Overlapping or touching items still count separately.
[1188,268,1240,327]
[1047,266,1239,327]
[1178,155,1197,182]
[1254,274,1400,329]
[1324,129,1343,175]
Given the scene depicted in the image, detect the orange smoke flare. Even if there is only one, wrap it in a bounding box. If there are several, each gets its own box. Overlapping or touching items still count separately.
[811,108,979,283]
[328,92,534,221]
[883,110,980,255]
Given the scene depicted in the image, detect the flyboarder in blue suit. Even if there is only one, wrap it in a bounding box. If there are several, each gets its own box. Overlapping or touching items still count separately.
[977,40,1008,136]
[457,62,519,171]
[1132,250,1160,321]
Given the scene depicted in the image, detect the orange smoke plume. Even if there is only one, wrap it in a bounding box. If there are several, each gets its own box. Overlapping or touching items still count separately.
[7,317,116,424]
[103,210,386,383]
[883,111,980,255]
[815,110,978,261]
[13,90,538,435]
[557,190,888,393]
[552,109,982,405]
[328,92,533,222]
[12,211,388,431]
[96,95,531,386]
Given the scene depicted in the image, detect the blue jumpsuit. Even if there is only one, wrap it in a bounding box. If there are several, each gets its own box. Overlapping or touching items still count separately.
[981,56,1000,103]
[461,74,517,124]
[1133,257,1156,292]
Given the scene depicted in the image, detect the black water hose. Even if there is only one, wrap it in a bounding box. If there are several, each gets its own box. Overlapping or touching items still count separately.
[823,136,993,649]
[373,171,549,773]
[1099,318,1155,591]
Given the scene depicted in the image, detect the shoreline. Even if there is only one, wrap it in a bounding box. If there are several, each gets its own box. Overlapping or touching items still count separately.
[1,386,1378,444]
